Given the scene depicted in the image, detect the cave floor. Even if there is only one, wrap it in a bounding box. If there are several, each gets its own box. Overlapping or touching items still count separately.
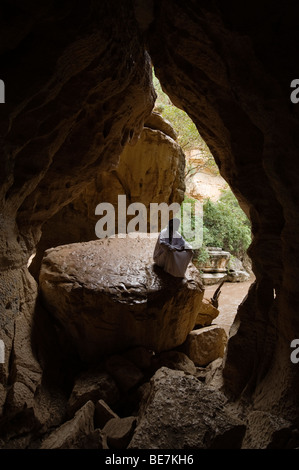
[204,277,255,335]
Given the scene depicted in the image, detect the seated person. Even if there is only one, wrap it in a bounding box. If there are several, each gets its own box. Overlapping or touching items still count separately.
[153,218,193,278]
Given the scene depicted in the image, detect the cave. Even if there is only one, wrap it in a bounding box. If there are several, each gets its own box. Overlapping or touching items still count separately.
[1,0,299,450]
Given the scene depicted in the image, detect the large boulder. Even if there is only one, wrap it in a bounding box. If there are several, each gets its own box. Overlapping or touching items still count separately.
[29,114,185,279]
[128,367,246,449]
[181,326,228,367]
[39,235,204,362]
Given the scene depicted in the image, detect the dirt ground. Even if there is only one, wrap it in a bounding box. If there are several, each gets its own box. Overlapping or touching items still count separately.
[203,277,255,335]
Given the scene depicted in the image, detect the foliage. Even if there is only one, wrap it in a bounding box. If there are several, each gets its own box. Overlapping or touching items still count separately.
[202,189,251,259]
[152,72,217,175]
[153,71,252,263]
[180,190,252,265]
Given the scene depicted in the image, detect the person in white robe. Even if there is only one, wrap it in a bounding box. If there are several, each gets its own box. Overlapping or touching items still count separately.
[153,218,193,278]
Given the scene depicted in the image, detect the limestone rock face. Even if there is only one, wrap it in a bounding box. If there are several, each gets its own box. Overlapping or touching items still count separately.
[242,410,294,449]
[39,235,204,361]
[0,268,42,421]
[1,0,155,428]
[199,248,231,286]
[29,114,185,278]
[2,0,299,447]
[146,1,299,418]
[129,367,246,449]
[144,111,178,140]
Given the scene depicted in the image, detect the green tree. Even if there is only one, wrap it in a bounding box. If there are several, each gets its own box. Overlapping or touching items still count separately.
[153,73,217,176]
[182,190,252,266]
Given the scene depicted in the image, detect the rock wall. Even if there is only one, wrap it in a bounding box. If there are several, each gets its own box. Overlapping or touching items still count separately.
[1,0,299,448]
[29,112,185,279]
[145,0,299,420]
[0,0,155,430]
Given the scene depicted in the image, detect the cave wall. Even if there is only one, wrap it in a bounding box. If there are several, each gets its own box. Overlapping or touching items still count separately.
[28,112,185,279]
[1,0,299,438]
[144,0,299,419]
[0,0,155,422]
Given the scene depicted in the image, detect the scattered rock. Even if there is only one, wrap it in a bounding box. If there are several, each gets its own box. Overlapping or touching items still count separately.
[95,399,119,429]
[194,298,219,327]
[105,355,144,393]
[201,247,231,273]
[225,257,250,282]
[122,346,154,370]
[129,367,246,449]
[226,270,250,282]
[135,382,151,416]
[152,350,197,376]
[200,272,228,286]
[204,357,224,389]
[67,368,119,416]
[180,326,228,366]
[33,385,68,433]
[79,428,104,450]
[39,235,204,361]
[103,416,137,449]
[40,401,97,449]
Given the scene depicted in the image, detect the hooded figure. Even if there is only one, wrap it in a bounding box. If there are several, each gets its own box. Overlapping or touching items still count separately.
[153,218,193,277]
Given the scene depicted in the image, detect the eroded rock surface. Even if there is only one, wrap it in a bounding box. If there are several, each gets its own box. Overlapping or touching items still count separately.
[146,0,299,419]
[40,401,98,450]
[128,367,246,449]
[1,0,299,449]
[194,298,219,327]
[1,0,156,433]
[181,325,228,367]
[39,235,204,361]
[29,113,185,278]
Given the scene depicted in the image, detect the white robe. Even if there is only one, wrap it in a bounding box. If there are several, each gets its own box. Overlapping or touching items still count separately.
[153,228,193,278]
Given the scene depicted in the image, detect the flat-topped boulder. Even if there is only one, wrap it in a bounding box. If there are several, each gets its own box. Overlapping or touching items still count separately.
[39,234,204,362]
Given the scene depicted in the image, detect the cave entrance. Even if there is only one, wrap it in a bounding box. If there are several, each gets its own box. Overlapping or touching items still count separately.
[153,72,254,336]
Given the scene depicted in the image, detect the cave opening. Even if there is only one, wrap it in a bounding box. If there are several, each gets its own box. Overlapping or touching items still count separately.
[152,70,254,337]
[1,0,299,450]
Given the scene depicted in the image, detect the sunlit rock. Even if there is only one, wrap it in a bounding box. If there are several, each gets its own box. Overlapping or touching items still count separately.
[39,235,204,361]
[194,298,219,327]
[181,325,228,367]
[30,114,185,278]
